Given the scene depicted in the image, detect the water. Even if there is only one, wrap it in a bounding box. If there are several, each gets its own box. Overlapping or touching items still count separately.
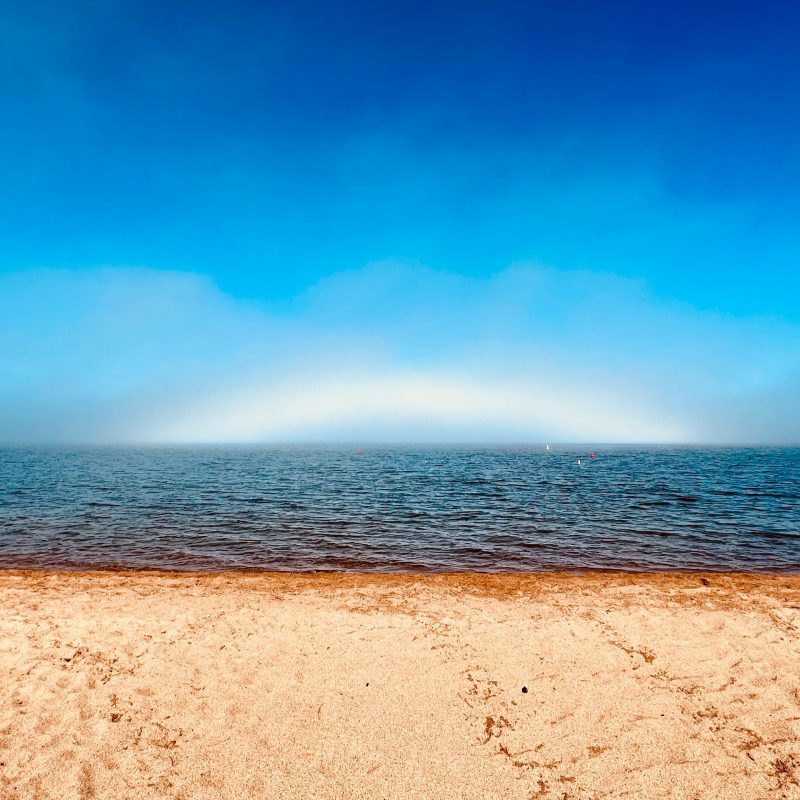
[0,446,798,572]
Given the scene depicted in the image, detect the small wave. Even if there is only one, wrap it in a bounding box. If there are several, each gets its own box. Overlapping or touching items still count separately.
[1,445,798,572]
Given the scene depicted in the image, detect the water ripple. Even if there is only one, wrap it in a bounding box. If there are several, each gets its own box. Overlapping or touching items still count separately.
[0,445,798,572]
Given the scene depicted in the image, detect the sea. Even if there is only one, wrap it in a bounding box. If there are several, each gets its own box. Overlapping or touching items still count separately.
[0,446,798,572]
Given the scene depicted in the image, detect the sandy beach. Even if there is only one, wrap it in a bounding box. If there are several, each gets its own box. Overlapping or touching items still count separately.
[1,571,798,799]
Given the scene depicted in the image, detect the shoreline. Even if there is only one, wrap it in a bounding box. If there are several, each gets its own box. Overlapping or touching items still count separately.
[1,567,799,594]
[2,569,799,799]
[2,565,799,577]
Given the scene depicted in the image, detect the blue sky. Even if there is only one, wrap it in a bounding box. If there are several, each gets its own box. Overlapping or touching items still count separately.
[1,0,799,442]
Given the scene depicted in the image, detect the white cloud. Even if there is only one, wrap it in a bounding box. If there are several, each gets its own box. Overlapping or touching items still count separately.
[1,263,798,443]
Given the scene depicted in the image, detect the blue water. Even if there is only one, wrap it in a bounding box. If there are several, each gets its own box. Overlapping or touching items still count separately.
[0,446,798,572]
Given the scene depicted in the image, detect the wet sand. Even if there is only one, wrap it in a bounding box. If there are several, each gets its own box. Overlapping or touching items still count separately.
[1,570,799,799]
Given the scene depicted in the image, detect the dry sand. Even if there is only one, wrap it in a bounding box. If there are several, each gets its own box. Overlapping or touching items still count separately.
[0,570,799,800]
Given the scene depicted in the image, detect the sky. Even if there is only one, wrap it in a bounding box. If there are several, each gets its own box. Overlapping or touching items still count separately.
[1,0,799,443]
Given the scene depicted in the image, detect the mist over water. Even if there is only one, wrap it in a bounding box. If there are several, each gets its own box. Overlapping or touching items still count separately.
[0,446,798,572]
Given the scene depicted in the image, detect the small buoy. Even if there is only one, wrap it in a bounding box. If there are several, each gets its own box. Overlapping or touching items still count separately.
[577,458,582,465]
[545,444,550,451]
[589,452,596,459]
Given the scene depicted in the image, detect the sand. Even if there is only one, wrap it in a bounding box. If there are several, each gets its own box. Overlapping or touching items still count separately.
[0,571,799,800]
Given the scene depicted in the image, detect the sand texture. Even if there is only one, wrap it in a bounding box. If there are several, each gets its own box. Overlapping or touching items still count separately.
[1,571,799,799]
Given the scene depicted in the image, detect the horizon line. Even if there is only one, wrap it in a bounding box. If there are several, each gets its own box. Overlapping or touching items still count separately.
[2,441,798,449]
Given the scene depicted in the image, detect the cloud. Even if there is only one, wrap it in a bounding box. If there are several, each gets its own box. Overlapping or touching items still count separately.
[1,263,798,443]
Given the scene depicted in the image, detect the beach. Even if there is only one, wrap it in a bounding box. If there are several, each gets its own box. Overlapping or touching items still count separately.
[1,571,799,800]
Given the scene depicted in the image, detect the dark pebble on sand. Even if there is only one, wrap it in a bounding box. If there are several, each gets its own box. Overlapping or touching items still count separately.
[522,686,528,693]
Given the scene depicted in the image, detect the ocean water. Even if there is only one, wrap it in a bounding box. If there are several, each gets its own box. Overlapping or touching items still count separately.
[0,446,798,572]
